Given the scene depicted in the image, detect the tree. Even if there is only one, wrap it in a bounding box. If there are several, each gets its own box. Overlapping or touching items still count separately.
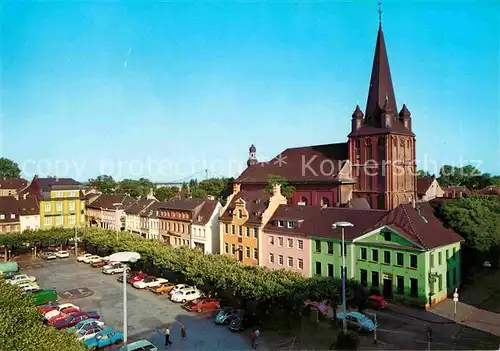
[138,178,155,198]
[416,169,432,180]
[117,179,142,198]
[189,179,198,188]
[88,175,116,194]
[196,178,233,199]
[0,157,21,179]
[181,182,188,190]
[264,175,296,200]
[155,186,179,201]
[190,186,208,199]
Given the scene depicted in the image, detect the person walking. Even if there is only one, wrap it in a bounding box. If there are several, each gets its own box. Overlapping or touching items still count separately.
[180,323,187,340]
[164,326,172,346]
[254,328,260,349]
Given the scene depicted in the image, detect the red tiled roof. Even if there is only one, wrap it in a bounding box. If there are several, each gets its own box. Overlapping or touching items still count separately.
[476,186,500,196]
[264,204,321,236]
[0,197,20,223]
[17,196,39,216]
[220,190,272,224]
[87,195,135,210]
[0,178,28,190]
[193,200,219,226]
[158,198,205,211]
[125,199,157,214]
[417,176,435,195]
[236,143,349,184]
[442,186,470,198]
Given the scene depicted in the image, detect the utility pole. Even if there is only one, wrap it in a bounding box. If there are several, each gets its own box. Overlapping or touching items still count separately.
[373,313,377,344]
[427,326,433,351]
[74,226,78,256]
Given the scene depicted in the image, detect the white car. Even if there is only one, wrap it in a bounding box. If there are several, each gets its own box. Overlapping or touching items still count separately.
[18,283,40,293]
[169,284,192,296]
[8,274,37,284]
[77,325,103,341]
[44,303,80,321]
[102,262,129,275]
[55,250,70,258]
[77,253,93,262]
[170,288,202,303]
[133,277,168,289]
[82,255,101,264]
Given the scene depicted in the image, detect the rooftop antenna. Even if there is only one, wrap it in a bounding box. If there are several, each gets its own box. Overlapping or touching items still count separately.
[378,1,383,24]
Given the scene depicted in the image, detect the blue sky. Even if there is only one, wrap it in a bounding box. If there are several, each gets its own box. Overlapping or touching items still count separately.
[1,0,499,182]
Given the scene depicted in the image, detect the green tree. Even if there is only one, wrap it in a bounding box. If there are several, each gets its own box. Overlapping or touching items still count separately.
[190,186,208,199]
[181,182,188,190]
[117,179,142,198]
[437,164,482,188]
[189,179,198,187]
[155,186,179,201]
[0,157,21,179]
[88,175,117,194]
[416,169,431,180]
[196,178,233,199]
[264,174,296,200]
[138,178,155,197]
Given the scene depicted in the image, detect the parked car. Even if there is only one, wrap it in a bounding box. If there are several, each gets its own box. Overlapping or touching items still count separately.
[67,318,105,334]
[39,301,60,313]
[8,274,37,284]
[229,313,260,332]
[40,252,57,260]
[84,327,124,349]
[169,284,192,296]
[149,282,175,295]
[52,311,101,329]
[44,303,80,322]
[77,253,93,262]
[367,295,388,310]
[214,308,243,325]
[91,260,109,268]
[76,325,104,341]
[55,250,70,258]
[0,271,16,279]
[183,298,221,313]
[127,272,148,284]
[24,288,57,306]
[336,311,377,332]
[118,271,142,283]
[133,277,168,289]
[119,339,158,351]
[19,283,40,293]
[170,288,202,303]
[86,256,103,264]
[102,262,129,275]
[304,300,329,315]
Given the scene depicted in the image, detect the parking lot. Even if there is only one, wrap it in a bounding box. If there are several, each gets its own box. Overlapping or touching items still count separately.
[21,257,254,350]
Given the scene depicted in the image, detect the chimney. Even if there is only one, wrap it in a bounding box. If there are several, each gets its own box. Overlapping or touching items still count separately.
[232,183,241,194]
[272,184,281,196]
[34,175,38,180]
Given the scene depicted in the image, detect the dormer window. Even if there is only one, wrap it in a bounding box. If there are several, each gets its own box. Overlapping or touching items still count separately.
[10,214,15,219]
[278,220,284,227]
[287,221,295,229]
[238,209,242,218]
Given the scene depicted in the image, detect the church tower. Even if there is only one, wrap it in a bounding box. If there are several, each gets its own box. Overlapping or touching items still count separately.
[348,18,416,210]
[247,144,258,167]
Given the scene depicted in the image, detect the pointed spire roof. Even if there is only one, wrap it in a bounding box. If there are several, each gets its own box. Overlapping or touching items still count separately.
[365,23,397,121]
[352,105,364,118]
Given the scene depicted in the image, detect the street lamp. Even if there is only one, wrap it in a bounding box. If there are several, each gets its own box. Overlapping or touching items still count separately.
[332,221,354,334]
[105,251,141,346]
[453,288,459,319]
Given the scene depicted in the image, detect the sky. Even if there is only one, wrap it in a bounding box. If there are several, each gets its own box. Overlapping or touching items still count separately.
[1,0,499,182]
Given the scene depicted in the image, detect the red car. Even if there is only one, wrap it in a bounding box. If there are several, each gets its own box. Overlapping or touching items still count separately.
[39,301,60,314]
[367,295,388,309]
[183,298,221,313]
[52,311,101,329]
[47,306,81,323]
[127,272,147,284]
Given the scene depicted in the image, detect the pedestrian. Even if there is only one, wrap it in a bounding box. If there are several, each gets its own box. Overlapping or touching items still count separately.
[180,323,187,339]
[254,328,260,348]
[164,326,172,346]
[251,330,257,349]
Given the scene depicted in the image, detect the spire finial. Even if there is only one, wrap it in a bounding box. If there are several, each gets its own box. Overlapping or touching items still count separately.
[378,1,383,24]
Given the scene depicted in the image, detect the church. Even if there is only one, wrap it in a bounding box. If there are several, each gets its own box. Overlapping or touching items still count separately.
[236,19,416,211]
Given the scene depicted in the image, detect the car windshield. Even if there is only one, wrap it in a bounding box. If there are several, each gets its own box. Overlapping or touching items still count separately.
[358,315,371,324]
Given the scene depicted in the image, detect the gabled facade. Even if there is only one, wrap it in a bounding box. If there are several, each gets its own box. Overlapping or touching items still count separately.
[417,176,444,201]
[219,183,287,266]
[190,200,222,254]
[18,195,40,232]
[125,199,158,234]
[0,197,20,233]
[0,178,29,197]
[139,202,161,239]
[86,194,136,231]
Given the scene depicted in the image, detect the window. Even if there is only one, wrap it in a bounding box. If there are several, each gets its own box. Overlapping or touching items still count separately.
[0,214,4,220]
[328,264,334,278]
[238,226,243,237]
[297,240,303,250]
[384,251,391,264]
[360,269,368,286]
[287,221,295,229]
[45,203,51,212]
[253,228,258,238]
[246,227,250,237]
[44,217,52,226]
[253,248,258,260]
[278,237,283,247]
[246,246,250,258]
[69,201,75,211]
[360,248,367,260]
[287,257,293,267]
[225,224,229,234]
[383,231,391,241]
[231,244,235,255]
[225,243,229,253]
[321,197,330,207]
[69,215,76,225]
[446,249,449,260]
[231,225,235,235]
[453,247,456,258]
[278,255,283,265]
[287,238,293,248]
[269,253,274,263]
[56,202,63,212]
[397,252,404,266]
[371,271,379,287]
[327,242,334,255]
[372,249,378,262]
[55,216,63,226]
[430,254,434,268]
[297,258,303,269]
[410,254,417,268]
[238,209,242,218]
[410,278,418,297]
[315,262,322,275]
[396,276,404,294]
[438,274,443,291]
[438,252,442,265]
[278,220,284,227]
[315,240,321,253]
[268,236,274,245]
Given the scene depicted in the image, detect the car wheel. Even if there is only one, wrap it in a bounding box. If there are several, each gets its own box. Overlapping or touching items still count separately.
[182,299,186,303]
[111,271,115,275]
[197,308,203,313]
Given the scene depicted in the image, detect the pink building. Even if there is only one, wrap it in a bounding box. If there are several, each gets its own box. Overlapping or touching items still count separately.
[262,205,316,277]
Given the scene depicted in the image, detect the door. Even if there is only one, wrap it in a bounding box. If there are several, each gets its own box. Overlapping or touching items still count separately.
[237,249,243,262]
[383,278,393,298]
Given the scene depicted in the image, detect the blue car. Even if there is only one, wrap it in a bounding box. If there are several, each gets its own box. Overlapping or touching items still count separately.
[84,327,123,349]
[336,311,377,332]
[67,319,104,334]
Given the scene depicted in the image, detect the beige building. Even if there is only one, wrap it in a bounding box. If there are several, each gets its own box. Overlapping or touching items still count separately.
[86,195,135,230]
[417,176,444,201]
[125,199,158,235]
[0,178,29,197]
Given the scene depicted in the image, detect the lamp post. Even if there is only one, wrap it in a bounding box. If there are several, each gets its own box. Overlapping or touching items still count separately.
[105,251,140,346]
[453,288,459,319]
[332,221,354,334]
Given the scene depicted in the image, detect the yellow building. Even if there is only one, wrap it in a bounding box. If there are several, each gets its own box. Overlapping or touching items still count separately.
[20,176,86,229]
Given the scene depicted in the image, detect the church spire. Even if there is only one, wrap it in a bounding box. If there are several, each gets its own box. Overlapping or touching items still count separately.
[365,16,397,125]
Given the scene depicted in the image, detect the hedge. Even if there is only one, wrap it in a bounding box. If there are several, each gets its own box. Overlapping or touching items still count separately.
[0,279,84,351]
[0,228,356,308]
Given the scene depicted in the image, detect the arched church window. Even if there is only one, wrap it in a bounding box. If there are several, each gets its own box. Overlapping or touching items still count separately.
[321,197,330,208]
[399,138,405,147]
[300,197,308,205]
[378,136,385,148]
[354,140,361,160]
[365,138,372,147]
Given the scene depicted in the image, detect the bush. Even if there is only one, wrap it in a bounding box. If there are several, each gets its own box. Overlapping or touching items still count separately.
[0,279,84,351]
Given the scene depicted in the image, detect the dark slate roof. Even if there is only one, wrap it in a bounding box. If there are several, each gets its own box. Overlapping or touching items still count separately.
[0,178,28,190]
[0,197,20,223]
[158,198,205,211]
[125,199,158,214]
[220,190,272,224]
[417,176,435,195]
[236,143,349,184]
[87,194,135,210]
[36,177,81,190]
[193,200,219,226]
[264,204,321,236]
[18,196,39,216]
[141,201,162,218]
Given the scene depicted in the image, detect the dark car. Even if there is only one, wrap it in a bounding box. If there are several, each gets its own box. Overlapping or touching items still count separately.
[117,271,141,283]
[91,260,109,268]
[229,313,260,332]
[40,252,57,260]
[52,311,101,329]
[214,308,242,325]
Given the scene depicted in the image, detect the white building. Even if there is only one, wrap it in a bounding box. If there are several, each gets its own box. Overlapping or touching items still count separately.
[18,196,40,232]
[190,200,222,254]
[140,202,160,240]
[125,199,157,234]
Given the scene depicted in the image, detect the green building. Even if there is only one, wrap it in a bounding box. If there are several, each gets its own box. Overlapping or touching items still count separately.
[309,203,463,308]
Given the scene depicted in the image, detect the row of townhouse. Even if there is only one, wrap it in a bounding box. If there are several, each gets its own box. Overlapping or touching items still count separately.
[219,183,464,308]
